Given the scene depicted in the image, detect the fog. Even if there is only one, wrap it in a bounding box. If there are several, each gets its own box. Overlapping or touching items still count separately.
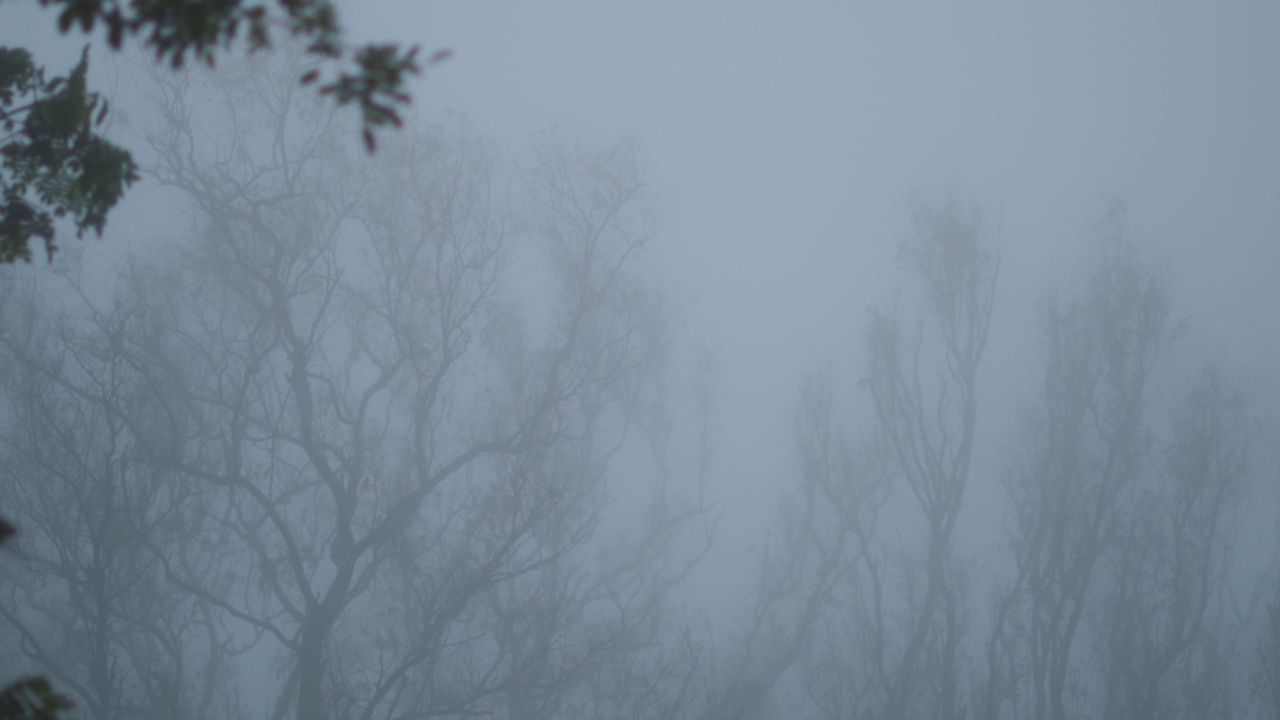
[2,1,1279,719]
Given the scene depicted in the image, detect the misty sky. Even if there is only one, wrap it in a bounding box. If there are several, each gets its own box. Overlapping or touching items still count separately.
[3,0,1278,594]
[340,0,1280,559]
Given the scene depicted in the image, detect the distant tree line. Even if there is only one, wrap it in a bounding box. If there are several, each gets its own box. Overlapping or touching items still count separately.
[1,52,1278,720]
[725,196,1280,720]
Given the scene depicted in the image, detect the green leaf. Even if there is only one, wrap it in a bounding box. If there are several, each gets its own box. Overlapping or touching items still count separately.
[56,8,75,33]
[0,676,76,720]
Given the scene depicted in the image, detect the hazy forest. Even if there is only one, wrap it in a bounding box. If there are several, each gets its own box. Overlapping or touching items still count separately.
[2,3,1279,720]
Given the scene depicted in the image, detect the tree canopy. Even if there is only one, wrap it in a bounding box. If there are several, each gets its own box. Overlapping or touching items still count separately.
[0,0,438,264]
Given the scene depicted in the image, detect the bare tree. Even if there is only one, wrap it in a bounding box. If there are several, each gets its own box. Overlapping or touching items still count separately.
[0,46,711,720]
[698,373,871,720]
[30,53,691,720]
[974,202,1263,720]
[1256,582,1280,720]
[977,209,1176,720]
[0,269,242,720]
[1097,366,1247,720]
[794,375,895,720]
[849,195,996,720]
[755,195,997,720]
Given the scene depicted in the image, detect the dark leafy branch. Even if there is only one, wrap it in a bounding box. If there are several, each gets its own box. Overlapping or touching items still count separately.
[0,46,137,262]
[0,0,448,263]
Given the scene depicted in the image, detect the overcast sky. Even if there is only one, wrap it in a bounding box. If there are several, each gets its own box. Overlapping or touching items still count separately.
[4,0,1278,600]
[340,0,1280,561]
